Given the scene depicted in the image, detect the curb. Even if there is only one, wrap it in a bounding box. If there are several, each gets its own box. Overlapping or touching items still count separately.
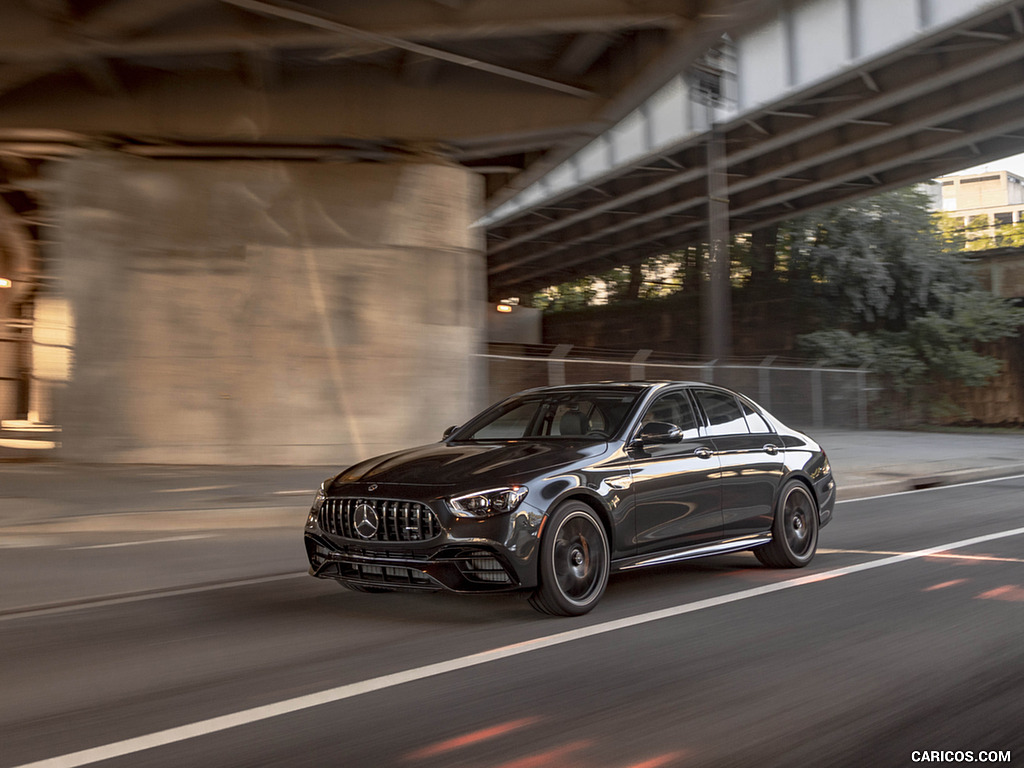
[837,463,1024,501]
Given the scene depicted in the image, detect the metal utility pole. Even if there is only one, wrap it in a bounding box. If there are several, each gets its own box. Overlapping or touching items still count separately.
[703,120,732,361]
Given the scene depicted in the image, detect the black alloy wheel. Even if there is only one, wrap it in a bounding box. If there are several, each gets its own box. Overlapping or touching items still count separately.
[530,501,610,616]
[755,479,819,568]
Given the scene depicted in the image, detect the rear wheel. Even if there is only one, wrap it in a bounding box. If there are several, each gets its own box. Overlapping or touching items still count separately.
[755,480,819,568]
[529,501,610,616]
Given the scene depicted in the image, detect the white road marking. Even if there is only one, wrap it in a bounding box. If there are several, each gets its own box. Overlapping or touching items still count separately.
[14,524,1024,768]
[67,534,216,550]
[819,548,1024,564]
[0,536,66,549]
[154,485,233,494]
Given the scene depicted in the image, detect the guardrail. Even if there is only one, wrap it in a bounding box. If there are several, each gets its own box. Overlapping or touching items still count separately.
[477,343,871,430]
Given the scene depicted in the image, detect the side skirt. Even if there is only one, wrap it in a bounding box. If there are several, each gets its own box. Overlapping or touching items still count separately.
[612,533,772,573]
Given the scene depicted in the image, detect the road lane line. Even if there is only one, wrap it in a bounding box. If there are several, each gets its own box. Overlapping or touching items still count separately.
[155,485,233,494]
[0,574,306,623]
[14,524,1024,768]
[819,548,1024,564]
[67,534,216,550]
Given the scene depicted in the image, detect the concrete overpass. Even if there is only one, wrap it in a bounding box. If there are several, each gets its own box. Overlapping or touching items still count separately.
[2,0,1021,464]
[0,0,783,463]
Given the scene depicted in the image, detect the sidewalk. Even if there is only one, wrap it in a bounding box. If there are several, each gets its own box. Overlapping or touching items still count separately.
[1,429,1024,534]
[815,429,1024,500]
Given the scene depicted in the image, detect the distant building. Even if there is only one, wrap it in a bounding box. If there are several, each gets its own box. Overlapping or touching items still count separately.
[937,170,1024,244]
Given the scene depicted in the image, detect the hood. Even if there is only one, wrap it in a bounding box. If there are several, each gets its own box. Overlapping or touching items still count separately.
[331,440,608,489]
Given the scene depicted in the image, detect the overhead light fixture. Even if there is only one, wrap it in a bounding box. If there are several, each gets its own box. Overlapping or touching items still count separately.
[0,278,11,288]
[496,303,513,313]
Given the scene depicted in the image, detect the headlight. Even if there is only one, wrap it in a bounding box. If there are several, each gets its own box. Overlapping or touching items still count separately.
[312,483,327,511]
[449,486,528,518]
[308,482,327,526]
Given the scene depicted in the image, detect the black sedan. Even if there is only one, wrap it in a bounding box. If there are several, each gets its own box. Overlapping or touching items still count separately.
[304,382,835,616]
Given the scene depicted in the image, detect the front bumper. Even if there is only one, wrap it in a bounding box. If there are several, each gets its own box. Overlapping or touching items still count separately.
[306,535,525,592]
[816,473,837,528]
[304,489,544,593]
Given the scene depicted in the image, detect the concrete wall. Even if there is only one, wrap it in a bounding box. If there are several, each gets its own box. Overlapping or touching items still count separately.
[945,337,1024,426]
[973,251,1024,300]
[52,154,486,464]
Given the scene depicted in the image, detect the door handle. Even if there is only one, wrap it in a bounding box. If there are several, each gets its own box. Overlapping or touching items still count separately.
[606,475,633,490]
[763,443,779,455]
[694,446,714,459]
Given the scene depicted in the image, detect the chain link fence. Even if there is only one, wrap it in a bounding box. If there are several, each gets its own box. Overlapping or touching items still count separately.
[479,343,871,430]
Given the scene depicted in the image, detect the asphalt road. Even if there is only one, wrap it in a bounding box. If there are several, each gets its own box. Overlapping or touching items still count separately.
[2,477,1023,768]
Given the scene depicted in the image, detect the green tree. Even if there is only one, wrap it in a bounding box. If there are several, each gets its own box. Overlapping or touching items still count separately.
[781,188,971,329]
[995,220,1024,247]
[939,211,1024,251]
[791,188,1024,423]
[530,247,702,309]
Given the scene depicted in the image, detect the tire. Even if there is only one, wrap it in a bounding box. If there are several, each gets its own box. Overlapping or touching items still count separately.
[340,582,394,593]
[755,479,819,568]
[529,501,610,616]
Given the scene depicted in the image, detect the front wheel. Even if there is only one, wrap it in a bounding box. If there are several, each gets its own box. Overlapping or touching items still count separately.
[755,480,819,568]
[529,501,610,616]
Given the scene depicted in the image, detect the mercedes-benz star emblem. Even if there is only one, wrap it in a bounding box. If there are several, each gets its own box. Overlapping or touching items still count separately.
[367,484,378,492]
[353,502,379,539]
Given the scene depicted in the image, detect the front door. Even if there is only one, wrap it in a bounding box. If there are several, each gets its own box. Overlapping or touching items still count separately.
[629,391,723,553]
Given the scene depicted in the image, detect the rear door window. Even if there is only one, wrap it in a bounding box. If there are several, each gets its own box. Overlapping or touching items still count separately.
[740,399,773,433]
[693,390,749,436]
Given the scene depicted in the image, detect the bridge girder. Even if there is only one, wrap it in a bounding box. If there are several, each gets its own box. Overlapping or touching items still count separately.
[485,0,1024,298]
[0,0,780,206]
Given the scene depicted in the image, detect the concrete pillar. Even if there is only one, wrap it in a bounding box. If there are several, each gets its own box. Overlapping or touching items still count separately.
[50,154,486,464]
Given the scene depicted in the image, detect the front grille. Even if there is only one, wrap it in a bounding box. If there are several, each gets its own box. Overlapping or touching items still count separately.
[457,551,513,584]
[341,562,436,587]
[318,498,442,542]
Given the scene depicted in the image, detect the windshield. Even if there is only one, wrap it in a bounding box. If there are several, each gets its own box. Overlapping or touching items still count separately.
[453,390,643,441]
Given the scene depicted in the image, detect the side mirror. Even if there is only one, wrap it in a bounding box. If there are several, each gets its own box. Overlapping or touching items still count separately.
[636,421,683,445]
[443,425,459,439]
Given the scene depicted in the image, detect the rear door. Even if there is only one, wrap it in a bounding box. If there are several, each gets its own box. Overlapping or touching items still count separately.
[691,388,784,537]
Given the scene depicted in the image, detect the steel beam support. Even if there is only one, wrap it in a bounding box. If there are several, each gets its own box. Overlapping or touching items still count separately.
[221,0,594,99]
[703,122,731,362]
[486,3,1024,292]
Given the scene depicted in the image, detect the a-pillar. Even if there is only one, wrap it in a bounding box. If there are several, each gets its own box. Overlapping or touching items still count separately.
[50,153,487,464]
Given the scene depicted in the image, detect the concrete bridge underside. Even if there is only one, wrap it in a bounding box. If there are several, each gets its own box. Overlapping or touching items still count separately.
[1,0,1021,463]
[0,0,774,463]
